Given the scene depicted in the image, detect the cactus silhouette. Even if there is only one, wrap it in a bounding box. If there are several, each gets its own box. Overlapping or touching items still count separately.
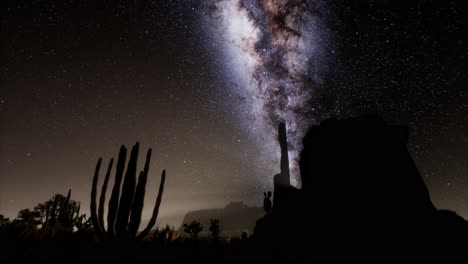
[90,142,166,240]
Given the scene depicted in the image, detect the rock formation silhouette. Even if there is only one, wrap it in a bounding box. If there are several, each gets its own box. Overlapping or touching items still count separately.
[263,192,272,214]
[254,115,468,259]
[271,122,300,216]
[276,122,290,186]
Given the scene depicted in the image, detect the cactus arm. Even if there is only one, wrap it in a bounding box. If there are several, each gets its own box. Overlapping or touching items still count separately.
[137,169,166,240]
[98,158,113,233]
[128,171,146,238]
[107,146,127,238]
[115,143,139,239]
[75,203,80,219]
[50,195,59,223]
[45,203,51,224]
[91,158,103,235]
[128,149,152,238]
[61,189,71,222]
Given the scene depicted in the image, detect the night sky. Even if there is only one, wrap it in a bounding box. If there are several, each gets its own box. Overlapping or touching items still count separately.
[1,0,467,227]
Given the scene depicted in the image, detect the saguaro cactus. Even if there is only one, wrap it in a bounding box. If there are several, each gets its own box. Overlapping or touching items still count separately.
[90,142,166,240]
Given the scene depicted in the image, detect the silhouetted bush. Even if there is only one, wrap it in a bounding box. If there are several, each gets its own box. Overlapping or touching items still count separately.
[0,216,33,241]
[152,225,179,244]
[183,220,203,240]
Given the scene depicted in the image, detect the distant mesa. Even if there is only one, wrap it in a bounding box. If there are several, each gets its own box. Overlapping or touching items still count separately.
[179,202,263,239]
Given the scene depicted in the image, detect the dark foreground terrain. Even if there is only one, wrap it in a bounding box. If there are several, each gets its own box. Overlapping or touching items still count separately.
[2,234,468,261]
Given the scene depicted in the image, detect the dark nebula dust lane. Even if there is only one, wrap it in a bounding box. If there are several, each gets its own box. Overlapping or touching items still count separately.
[201,0,336,186]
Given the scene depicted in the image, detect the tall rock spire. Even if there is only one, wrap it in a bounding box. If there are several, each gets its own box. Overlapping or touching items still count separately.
[277,122,291,186]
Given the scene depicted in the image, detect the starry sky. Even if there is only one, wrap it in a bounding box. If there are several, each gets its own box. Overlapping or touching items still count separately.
[1,0,467,227]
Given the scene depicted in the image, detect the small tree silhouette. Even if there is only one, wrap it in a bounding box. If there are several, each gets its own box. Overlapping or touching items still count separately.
[183,220,203,240]
[209,218,222,240]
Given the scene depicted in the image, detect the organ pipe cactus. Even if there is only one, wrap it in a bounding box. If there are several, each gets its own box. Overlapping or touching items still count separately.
[90,142,166,240]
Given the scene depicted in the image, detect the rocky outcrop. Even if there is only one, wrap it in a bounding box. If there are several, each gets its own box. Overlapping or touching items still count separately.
[299,115,437,225]
[253,115,468,258]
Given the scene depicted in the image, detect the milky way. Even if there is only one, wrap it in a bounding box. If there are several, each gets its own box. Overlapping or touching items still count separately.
[203,0,334,186]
